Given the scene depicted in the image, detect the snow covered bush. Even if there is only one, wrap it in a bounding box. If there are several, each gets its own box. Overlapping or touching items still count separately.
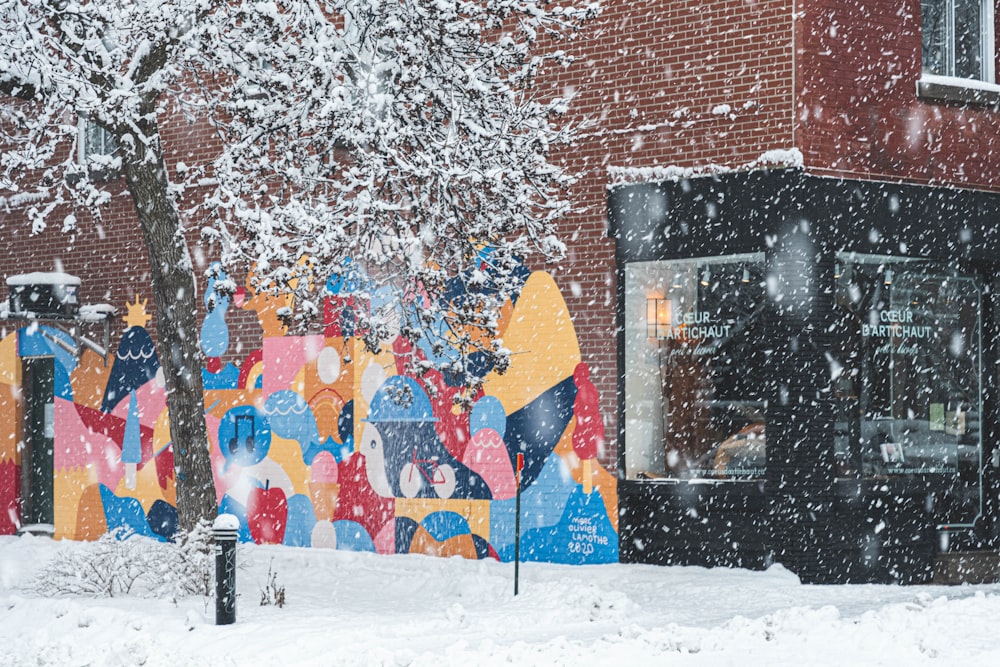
[30,522,222,601]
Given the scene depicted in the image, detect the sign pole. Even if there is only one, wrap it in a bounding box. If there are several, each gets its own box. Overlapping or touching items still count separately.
[514,452,524,596]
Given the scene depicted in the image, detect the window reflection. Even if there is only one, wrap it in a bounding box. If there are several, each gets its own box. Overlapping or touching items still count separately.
[625,255,767,481]
[833,255,981,497]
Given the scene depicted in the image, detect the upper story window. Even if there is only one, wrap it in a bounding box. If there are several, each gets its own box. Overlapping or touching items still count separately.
[919,1,999,104]
[922,0,995,81]
[79,117,119,180]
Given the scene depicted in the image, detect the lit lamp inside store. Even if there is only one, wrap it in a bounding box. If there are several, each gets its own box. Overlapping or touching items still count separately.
[646,297,671,339]
[700,267,711,287]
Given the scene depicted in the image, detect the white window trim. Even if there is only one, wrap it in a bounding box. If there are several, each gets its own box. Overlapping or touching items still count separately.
[917,74,1000,105]
[918,0,998,103]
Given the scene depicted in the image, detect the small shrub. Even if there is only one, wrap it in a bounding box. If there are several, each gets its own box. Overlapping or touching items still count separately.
[32,528,156,598]
[259,560,285,608]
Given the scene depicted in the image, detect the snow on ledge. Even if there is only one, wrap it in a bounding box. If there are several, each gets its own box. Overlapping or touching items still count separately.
[918,73,1000,94]
[78,303,118,321]
[6,271,81,286]
[607,148,803,187]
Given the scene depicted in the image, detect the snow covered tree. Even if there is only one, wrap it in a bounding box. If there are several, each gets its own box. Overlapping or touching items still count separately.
[0,0,595,531]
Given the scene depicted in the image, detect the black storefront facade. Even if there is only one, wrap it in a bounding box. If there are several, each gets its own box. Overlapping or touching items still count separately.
[609,169,1000,584]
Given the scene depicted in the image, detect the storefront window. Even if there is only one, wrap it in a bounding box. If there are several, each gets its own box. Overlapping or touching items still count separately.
[833,254,982,520]
[624,254,767,481]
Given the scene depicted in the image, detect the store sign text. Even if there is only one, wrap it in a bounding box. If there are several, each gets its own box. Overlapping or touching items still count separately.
[861,309,933,340]
[660,312,732,341]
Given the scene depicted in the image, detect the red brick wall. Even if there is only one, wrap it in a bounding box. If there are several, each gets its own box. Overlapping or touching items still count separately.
[795,0,1000,190]
[547,0,796,470]
[20,1,994,476]
[0,103,261,366]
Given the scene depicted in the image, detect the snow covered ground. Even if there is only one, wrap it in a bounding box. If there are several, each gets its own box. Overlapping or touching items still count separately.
[2,534,1000,666]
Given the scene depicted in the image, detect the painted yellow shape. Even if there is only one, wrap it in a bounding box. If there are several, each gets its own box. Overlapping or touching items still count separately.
[123,296,152,330]
[395,497,491,539]
[483,271,580,414]
[266,434,310,496]
[71,348,113,411]
[113,458,173,512]
[242,274,292,338]
[54,466,96,540]
[0,332,20,386]
[350,343,396,450]
[74,484,107,541]
[295,338,352,402]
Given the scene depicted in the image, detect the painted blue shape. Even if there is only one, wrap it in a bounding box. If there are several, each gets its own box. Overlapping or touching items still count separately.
[302,436,348,467]
[333,520,377,552]
[101,327,160,412]
[99,484,158,540]
[264,390,320,452]
[337,401,354,454]
[121,391,142,464]
[365,376,437,424]
[201,264,231,357]
[471,395,506,438]
[218,405,271,468]
[520,452,576,527]
[471,533,493,560]
[325,258,367,295]
[200,309,229,357]
[503,375,577,489]
[370,419,492,500]
[147,499,178,541]
[395,516,419,554]
[18,326,77,400]
[282,494,316,547]
[217,494,255,543]
[421,511,471,543]
[490,453,575,558]
[202,363,240,389]
[489,498,517,556]
[53,358,73,401]
[499,485,619,564]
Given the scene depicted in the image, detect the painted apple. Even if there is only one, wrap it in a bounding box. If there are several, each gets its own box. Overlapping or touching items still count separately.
[246,480,288,544]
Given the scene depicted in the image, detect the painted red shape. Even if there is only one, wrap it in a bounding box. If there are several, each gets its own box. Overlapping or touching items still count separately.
[0,460,20,535]
[246,481,288,544]
[334,452,394,543]
[572,362,603,461]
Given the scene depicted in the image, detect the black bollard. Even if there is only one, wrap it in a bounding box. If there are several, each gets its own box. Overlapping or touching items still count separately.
[213,514,239,625]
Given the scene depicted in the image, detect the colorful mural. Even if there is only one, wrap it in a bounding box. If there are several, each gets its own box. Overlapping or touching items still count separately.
[0,261,618,564]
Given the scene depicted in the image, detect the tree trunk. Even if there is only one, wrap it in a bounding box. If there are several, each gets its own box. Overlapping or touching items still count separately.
[120,116,217,534]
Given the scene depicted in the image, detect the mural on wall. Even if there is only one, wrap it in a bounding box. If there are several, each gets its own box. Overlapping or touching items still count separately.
[0,259,618,564]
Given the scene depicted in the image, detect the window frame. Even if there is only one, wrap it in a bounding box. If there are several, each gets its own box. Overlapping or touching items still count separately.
[77,117,119,181]
[621,253,768,483]
[918,0,1000,105]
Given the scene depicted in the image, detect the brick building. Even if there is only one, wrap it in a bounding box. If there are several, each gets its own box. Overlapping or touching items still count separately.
[590,0,1000,583]
[3,1,1000,582]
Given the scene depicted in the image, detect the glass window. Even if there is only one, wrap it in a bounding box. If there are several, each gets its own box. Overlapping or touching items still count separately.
[624,254,767,481]
[833,254,982,522]
[922,0,995,81]
[79,118,118,179]
[83,119,116,159]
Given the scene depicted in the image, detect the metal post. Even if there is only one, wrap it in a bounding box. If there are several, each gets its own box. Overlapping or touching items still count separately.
[514,453,523,596]
[213,513,239,625]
